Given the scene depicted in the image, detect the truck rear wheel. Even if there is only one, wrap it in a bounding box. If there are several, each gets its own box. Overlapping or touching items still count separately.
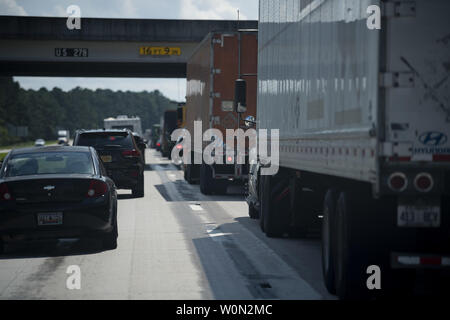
[334,190,371,300]
[260,174,290,238]
[248,202,259,219]
[322,189,338,295]
[184,164,194,184]
[259,176,266,232]
[200,163,214,195]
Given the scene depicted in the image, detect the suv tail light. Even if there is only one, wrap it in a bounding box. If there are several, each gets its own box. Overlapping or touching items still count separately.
[414,173,434,192]
[87,180,108,198]
[388,172,408,192]
[0,183,13,201]
[122,149,141,158]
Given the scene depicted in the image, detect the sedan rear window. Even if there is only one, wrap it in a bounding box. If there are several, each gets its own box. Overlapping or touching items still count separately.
[3,152,94,177]
[77,132,133,149]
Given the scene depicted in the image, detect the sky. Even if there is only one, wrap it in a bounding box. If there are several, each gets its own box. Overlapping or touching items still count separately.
[0,0,259,101]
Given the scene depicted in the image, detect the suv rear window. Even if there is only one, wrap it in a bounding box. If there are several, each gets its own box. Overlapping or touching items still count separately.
[77,132,134,149]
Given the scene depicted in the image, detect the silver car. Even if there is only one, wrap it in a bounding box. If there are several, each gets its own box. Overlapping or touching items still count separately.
[34,139,45,147]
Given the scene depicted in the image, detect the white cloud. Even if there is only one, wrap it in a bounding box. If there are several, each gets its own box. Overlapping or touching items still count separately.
[121,0,138,17]
[52,4,67,17]
[179,0,246,20]
[0,0,27,15]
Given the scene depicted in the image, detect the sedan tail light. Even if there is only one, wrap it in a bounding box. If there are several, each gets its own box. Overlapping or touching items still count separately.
[87,180,108,198]
[0,183,13,201]
[122,149,141,158]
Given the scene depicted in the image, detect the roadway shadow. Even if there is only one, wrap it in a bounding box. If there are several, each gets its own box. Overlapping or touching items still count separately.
[145,163,180,171]
[0,238,110,260]
[117,194,135,200]
[153,180,245,202]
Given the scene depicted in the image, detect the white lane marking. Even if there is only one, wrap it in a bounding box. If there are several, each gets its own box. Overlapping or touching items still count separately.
[197,213,232,243]
[206,225,232,240]
[189,204,204,211]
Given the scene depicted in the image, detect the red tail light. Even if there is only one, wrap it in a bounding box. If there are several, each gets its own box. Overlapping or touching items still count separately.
[87,180,108,198]
[414,173,434,192]
[122,149,141,158]
[388,172,408,192]
[156,143,161,147]
[0,183,13,201]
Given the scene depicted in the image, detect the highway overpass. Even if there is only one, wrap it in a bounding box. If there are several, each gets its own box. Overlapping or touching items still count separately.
[0,16,258,78]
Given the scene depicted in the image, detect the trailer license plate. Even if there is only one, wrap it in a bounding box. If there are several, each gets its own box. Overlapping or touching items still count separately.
[397,205,440,228]
[38,213,63,226]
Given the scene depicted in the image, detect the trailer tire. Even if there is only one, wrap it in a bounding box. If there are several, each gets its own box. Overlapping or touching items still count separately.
[261,174,289,238]
[248,202,259,219]
[321,189,338,295]
[185,164,195,184]
[214,180,228,195]
[200,163,214,195]
[335,190,371,300]
[259,176,266,232]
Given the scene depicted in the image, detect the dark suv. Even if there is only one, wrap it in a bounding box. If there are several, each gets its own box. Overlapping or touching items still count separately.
[73,129,145,197]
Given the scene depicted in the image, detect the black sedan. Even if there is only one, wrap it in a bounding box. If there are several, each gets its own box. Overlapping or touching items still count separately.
[0,146,118,254]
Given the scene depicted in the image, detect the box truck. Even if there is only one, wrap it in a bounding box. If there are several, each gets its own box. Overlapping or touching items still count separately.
[248,0,450,299]
[161,110,178,159]
[183,30,258,194]
[104,115,143,136]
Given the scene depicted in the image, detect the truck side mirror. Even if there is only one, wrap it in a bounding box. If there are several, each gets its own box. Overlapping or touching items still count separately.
[234,79,247,113]
[244,116,256,128]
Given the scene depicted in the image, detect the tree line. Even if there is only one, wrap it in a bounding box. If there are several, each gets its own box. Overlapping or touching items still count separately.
[0,77,178,146]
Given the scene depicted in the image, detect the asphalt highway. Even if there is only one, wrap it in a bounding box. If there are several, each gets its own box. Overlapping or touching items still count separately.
[0,149,335,300]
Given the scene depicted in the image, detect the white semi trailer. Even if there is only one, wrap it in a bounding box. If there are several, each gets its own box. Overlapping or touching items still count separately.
[104,115,143,136]
[255,0,450,299]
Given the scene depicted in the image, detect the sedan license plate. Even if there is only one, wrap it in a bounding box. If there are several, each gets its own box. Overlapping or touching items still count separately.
[397,204,440,228]
[101,155,112,163]
[38,213,63,226]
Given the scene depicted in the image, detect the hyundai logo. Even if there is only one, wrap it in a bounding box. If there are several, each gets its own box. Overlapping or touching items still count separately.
[419,132,448,146]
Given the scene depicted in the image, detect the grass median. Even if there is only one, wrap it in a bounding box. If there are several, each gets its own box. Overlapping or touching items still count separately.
[0,140,58,151]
